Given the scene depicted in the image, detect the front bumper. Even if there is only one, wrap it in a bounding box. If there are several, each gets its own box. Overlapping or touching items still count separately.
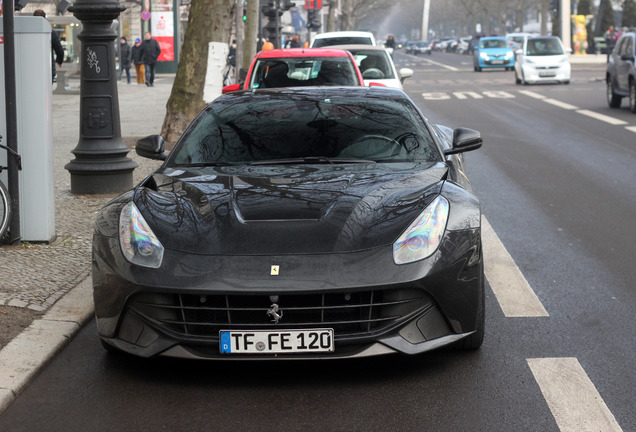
[520,63,571,83]
[93,229,483,359]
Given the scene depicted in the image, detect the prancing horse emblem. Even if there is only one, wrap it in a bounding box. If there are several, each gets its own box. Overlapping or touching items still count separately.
[267,303,283,324]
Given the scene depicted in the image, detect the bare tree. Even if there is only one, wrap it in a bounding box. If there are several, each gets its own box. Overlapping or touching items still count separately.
[160,0,235,145]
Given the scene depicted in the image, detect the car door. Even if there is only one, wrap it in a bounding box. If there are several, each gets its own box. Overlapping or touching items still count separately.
[616,36,633,92]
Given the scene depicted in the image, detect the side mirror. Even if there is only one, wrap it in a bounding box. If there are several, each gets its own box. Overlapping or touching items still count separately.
[136,135,167,161]
[399,67,413,83]
[443,128,482,155]
[515,48,522,55]
[222,83,241,94]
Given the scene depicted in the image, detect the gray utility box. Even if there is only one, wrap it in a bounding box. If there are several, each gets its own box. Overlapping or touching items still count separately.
[0,16,56,242]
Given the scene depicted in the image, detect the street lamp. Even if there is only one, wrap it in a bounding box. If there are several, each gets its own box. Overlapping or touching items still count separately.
[65,0,138,194]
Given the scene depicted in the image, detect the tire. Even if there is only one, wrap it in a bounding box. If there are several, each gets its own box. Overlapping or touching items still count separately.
[0,180,11,243]
[515,71,521,84]
[456,259,485,350]
[607,79,622,108]
[630,79,636,113]
[563,80,570,85]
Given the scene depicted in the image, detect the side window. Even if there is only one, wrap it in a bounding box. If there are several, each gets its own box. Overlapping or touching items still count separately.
[617,37,627,56]
[626,37,634,57]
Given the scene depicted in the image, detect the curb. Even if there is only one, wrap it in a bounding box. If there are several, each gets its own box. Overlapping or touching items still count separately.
[0,276,93,415]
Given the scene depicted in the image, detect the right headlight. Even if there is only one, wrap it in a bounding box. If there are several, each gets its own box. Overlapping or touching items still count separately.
[393,196,449,265]
[119,202,164,268]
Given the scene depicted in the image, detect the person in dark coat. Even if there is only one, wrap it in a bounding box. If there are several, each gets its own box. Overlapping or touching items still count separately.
[131,38,145,85]
[119,36,132,84]
[33,9,64,83]
[141,32,161,87]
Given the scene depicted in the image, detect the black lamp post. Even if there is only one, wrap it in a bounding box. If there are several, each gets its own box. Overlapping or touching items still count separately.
[65,0,138,194]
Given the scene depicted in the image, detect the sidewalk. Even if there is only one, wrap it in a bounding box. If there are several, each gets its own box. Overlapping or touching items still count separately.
[0,74,174,413]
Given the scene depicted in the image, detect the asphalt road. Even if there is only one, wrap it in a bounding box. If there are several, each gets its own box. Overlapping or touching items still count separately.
[0,51,634,432]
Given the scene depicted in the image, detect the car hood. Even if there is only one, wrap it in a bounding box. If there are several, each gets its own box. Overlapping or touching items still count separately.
[134,163,447,255]
[524,54,568,66]
[480,47,512,55]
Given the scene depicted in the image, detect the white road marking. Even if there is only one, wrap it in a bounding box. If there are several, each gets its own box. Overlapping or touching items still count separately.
[576,110,629,125]
[626,126,636,133]
[453,91,483,99]
[482,217,549,317]
[421,58,459,71]
[543,99,579,110]
[518,90,546,99]
[527,358,623,432]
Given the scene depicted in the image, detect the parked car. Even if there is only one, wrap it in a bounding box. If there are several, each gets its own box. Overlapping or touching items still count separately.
[457,37,472,55]
[514,36,571,85]
[332,44,413,89]
[222,48,364,93]
[310,31,376,48]
[93,86,484,359]
[606,31,636,113]
[473,36,515,71]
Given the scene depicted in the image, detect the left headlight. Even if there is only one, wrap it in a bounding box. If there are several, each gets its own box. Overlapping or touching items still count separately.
[393,196,449,265]
[119,202,164,268]
[480,52,489,59]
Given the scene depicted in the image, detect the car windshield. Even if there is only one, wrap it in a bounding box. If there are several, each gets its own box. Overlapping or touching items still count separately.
[313,37,373,47]
[526,38,564,55]
[350,51,395,80]
[249,58,358,88]
[169,92,441,166]
[481,39,508,49]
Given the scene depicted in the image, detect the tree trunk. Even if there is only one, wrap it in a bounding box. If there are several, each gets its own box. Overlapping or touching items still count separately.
[243,0,259,72]
[327,0,338,32]
[160,0,235,147]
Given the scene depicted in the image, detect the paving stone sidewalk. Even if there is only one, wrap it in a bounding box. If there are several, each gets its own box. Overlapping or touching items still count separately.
[0,76,172,313]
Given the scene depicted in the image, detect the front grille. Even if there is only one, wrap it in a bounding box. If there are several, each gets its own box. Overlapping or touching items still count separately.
[128,289,432,341]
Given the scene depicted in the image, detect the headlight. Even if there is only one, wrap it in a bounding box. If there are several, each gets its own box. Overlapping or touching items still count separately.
[393,196,449,265]
[119,202,164,268]
[480,52,488,59]
[524,57,536,64]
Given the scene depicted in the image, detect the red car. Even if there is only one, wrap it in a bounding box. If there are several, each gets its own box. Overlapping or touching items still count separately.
[222,48,365,93]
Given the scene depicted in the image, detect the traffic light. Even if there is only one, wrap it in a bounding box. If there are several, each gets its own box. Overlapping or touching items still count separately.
[307,9,321,30]
[243,5,247,21]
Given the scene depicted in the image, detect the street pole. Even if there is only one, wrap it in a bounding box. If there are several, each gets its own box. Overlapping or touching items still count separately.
[2,1,20,243]
[561,0,571,50]
[421,0,430,41]
[65,0,138,194]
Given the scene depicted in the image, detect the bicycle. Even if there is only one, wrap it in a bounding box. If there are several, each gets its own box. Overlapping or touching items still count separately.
[0,135,22,242]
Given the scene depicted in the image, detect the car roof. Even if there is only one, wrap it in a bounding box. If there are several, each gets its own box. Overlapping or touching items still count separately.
[220,85,408,101]
[313,31,375,39]
[326,44,388,52]
[257,48,353,59]
[481,36,506,40]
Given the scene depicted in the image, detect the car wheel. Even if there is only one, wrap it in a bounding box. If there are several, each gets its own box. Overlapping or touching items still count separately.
[563,80,570,85]
[630,79,636,113]
[515,71,521,84]
[456,260,485,350]
[607,79,622,108]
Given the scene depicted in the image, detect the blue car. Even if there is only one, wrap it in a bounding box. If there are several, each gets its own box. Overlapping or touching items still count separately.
[473,36,514,71]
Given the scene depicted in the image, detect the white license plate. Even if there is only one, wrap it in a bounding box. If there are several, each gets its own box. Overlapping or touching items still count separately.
[220,329,334,354]
[491,60,504,64]
[539,71,556,77]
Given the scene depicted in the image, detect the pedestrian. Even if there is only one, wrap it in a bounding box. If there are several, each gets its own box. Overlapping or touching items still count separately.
[289,35,301,48]
[385,34,396,49]
[131,38,145,85]
[119,36,132,84]
[141,32,161,87]
[33,9,64,83]
[605,25,617,62]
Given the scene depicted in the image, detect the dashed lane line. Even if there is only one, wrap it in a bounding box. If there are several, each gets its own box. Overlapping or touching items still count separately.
[518,90,547,99]
[420,57,459,71]
[527,358,623,432]
[544,99,579,110]
[626,126,636,133]
[482,217,549,317]
[576,109,629,125]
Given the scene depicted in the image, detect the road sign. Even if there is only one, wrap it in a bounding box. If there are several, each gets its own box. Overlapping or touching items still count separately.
[142,10,150,20]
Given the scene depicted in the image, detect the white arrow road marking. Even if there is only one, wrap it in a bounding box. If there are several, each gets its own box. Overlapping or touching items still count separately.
[527,358,623,432]
[482,217,549,317]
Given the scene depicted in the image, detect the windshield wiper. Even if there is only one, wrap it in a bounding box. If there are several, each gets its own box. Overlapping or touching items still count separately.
[250,157,375,166]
